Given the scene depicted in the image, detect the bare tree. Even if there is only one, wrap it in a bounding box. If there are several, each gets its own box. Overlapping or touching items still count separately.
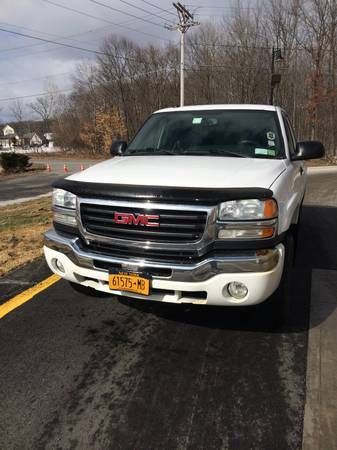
[299,0,331,139]
[9,99,25,123]
[29,83,57,133]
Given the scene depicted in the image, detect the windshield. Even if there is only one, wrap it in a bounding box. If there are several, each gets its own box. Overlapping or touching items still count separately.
[125,109,285,159]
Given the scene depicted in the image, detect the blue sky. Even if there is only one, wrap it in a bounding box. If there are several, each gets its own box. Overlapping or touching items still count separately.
[0,0,234,122]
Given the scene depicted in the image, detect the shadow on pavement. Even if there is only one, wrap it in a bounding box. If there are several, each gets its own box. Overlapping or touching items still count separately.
[119,204,337,333]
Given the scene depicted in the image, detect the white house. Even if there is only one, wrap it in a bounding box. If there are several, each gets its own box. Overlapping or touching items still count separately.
[0,125,20,149]
[22,132,42,147]
[3,125,15,136]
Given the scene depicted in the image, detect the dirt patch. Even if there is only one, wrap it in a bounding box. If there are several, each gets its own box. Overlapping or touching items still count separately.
[0,197,52,276]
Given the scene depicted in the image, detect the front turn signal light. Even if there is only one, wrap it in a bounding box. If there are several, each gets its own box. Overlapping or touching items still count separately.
[263,199,278,219]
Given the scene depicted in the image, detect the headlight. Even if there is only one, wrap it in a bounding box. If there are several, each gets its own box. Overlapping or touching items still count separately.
[218,199,278,221]
[53,189,77,228]
[217,199,278,240]
[53,189,77,209]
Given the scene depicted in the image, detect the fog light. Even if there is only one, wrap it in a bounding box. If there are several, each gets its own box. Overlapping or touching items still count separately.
[55,259,65,273]
[227,281,248,299]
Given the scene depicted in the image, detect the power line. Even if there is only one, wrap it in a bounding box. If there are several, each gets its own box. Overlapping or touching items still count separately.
[0,21,110,50]
[189,42,271,50]
[186,4,251,9]
[190,42,306,52]
[0,37,98,61]
[187,5,234,9]
[0,27,140,62]
[0,27,177,63]
[0,24,112,53]
[0,72,71,87]
[0,21,79,44]
[139,0,176,17]
[0,26,274,61]
[0,21,96,51]
[195,13,230,18]
[117,0,174,23]
[0,89,73,103]
[41,0,168,41]
[88,0,167,29]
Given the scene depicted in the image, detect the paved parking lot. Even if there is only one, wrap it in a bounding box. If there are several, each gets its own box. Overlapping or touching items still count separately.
[0,170,336,449]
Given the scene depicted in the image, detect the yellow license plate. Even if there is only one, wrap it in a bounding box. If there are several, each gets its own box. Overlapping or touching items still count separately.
[109,273,150,296]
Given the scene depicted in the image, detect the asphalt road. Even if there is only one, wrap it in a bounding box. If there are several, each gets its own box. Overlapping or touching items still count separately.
[0,171,60,204]
[0,171,336,449]
[0,158,99,204]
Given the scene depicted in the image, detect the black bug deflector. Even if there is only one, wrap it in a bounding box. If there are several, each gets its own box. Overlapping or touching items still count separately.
[52,179,273,205]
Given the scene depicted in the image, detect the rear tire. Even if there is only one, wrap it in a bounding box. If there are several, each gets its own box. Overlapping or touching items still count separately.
[268,232,295,329]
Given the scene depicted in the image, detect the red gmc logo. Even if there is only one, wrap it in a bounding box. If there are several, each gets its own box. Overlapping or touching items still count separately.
[113,212,160,227]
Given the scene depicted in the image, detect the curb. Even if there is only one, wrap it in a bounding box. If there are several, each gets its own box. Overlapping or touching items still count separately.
[0,192,52,208]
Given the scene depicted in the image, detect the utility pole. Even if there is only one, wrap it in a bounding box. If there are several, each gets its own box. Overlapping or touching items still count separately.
[166,3,199,107]
[270,47,283,105]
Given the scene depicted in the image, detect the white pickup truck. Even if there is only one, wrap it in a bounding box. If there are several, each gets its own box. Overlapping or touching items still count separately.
[44,105,324,322]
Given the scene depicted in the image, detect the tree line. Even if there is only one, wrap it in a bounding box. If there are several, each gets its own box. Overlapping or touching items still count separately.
[5,0,337,157]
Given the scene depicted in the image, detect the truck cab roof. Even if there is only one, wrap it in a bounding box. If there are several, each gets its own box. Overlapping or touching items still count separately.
[154,104,280,114]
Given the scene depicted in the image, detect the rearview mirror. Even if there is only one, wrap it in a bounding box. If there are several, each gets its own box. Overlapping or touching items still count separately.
[110,140,127,156]
[292,141,325,161]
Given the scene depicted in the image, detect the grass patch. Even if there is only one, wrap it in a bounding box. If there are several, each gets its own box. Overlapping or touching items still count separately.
[0,197,52,276]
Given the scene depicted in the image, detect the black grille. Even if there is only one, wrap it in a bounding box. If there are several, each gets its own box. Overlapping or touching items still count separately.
[80,203,207,243]
[81,240,200,264]
[94,260,172,278]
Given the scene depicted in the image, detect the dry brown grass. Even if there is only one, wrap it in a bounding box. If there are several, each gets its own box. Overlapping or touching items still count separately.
[0,197,52,277]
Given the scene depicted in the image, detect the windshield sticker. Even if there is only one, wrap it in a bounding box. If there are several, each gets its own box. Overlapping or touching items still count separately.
[206,118,218,126]
[267,131,276,141]
[255,148,276,156]
[192,117,203,124]
[268,140,275,147]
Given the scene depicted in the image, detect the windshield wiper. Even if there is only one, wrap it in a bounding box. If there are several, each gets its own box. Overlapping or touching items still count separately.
[207,149,249,158]
[124,148,249,158]
[177,149,249,157]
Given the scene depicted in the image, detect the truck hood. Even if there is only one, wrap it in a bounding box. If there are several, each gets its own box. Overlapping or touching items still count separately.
[68,156,286,189]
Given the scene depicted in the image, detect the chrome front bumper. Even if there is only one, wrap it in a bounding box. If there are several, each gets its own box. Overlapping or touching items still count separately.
[44,229,282,283]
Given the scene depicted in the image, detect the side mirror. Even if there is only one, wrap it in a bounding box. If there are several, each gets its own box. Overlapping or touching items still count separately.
[292,141,325,161]
[110,140,127,156]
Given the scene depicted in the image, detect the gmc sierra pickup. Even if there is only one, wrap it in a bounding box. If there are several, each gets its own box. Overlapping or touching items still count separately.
[44,105,324,321]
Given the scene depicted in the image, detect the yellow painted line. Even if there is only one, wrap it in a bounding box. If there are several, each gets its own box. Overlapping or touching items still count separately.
[0,274,61,319]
